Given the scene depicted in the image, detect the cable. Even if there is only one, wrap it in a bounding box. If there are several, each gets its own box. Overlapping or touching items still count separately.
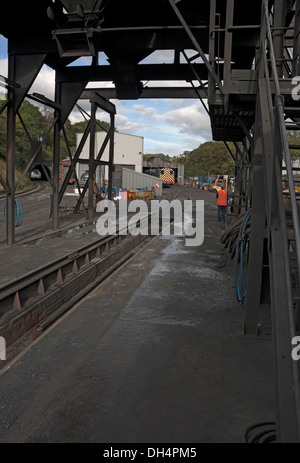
[15,198,23,227]
[220,212,249,258]
[3,198,23,227]
[245,422,277,443]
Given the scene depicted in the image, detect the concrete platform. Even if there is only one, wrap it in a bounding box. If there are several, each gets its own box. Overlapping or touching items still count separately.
[0,190,275,443]
[0,219,101,287]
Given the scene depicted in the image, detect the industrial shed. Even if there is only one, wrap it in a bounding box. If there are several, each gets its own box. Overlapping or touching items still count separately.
[76,131,144,186]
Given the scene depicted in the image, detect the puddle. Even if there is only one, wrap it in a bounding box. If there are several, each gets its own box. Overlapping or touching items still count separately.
[120,313,200,327]
[162,246,190,256]
[75,222,95,230]
[179,264,230,280]
[148,262,170,276]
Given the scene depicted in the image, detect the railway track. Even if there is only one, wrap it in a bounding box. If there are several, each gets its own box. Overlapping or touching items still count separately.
[171,189,192,201]
[0,184,201,362]
[0,181,87,245]
[162,184,193,201]
[0,209,165,361]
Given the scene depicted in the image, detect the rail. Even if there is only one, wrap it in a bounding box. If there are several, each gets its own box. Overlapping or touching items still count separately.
[0,210,161,350]
[0,199,182,354]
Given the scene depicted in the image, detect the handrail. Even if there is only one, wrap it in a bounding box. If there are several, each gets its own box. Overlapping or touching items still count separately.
[263,0,300,276]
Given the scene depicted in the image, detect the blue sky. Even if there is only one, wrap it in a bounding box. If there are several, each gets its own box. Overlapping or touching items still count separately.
[0,35,212,157]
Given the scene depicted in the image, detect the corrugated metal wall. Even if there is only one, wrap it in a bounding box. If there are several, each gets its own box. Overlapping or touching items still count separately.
[122,168,162,197]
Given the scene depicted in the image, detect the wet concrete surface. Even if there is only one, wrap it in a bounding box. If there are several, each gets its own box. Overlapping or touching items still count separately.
[0,188,275,443]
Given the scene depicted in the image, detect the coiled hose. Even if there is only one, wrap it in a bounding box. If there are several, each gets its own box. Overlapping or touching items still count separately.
[220,209,252,303]
[220,212,250,258]
[245,422,276,443]
[4,198,23,227]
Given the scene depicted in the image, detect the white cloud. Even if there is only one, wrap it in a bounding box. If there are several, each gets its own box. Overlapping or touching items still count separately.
[140,50,176,64]
[0,59,56,102]
[0,57,7,77]
[155,102,211,138]
[111,99,212,156]
[29,65,55,100]
[143,136,186,158]
[117,99,211,137]
[114,114,146,133]
[123,104,157,117]
[168,99,196,109]
[86,80,114,88]
[143,80,199,88]
[0,49,212,154]
[140,49,204,65]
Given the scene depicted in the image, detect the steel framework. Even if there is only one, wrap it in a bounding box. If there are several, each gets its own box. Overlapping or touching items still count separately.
[0,0,300,442]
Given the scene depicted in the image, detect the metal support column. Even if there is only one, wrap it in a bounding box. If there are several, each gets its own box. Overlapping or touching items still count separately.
[52,81,61,231]
[232,142,249,215]
[269,113,300,441]
[6,54,16,245]
[223,0,235,108]
[244,107,268,335]
[88,96,96,219]
[5,50,46,243]
[108,113,115,201]
[208,0,217,103]
[293,0,300,76]
[232,144,242,215]
[273,0,287,79]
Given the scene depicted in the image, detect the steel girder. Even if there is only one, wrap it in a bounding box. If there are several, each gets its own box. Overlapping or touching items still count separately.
[243,0,300,442]
[2,0,300,444]
[5,53,47,245]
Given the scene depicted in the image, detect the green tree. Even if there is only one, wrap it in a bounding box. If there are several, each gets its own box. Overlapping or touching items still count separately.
[288,130,300,160]
[72,119,113,134]
[175,142,235,177]
[60,118,76,159]
[143,153,173,161]
[15,100,44,170]
[0,98,116,188]
[40,105,55,159]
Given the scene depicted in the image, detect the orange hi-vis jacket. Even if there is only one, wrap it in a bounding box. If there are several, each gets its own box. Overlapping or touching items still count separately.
[217,189,227,206]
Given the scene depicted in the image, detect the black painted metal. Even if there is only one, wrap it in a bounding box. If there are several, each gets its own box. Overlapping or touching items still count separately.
[2,0,300,442]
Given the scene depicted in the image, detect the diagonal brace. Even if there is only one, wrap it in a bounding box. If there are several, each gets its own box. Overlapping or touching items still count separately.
[168,0,224,94]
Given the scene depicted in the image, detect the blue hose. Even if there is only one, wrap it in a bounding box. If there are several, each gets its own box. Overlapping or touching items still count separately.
[235,209,252,304]
[3,198,23,227]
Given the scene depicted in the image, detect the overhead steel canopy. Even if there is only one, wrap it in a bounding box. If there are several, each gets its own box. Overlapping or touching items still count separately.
[0,0,263,100]
[4,1,300,443]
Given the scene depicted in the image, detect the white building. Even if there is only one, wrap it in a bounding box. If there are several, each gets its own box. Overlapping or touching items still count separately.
[76,131,144,186]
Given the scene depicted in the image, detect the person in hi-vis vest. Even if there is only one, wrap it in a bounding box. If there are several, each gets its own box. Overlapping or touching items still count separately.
[216,184,227,222]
